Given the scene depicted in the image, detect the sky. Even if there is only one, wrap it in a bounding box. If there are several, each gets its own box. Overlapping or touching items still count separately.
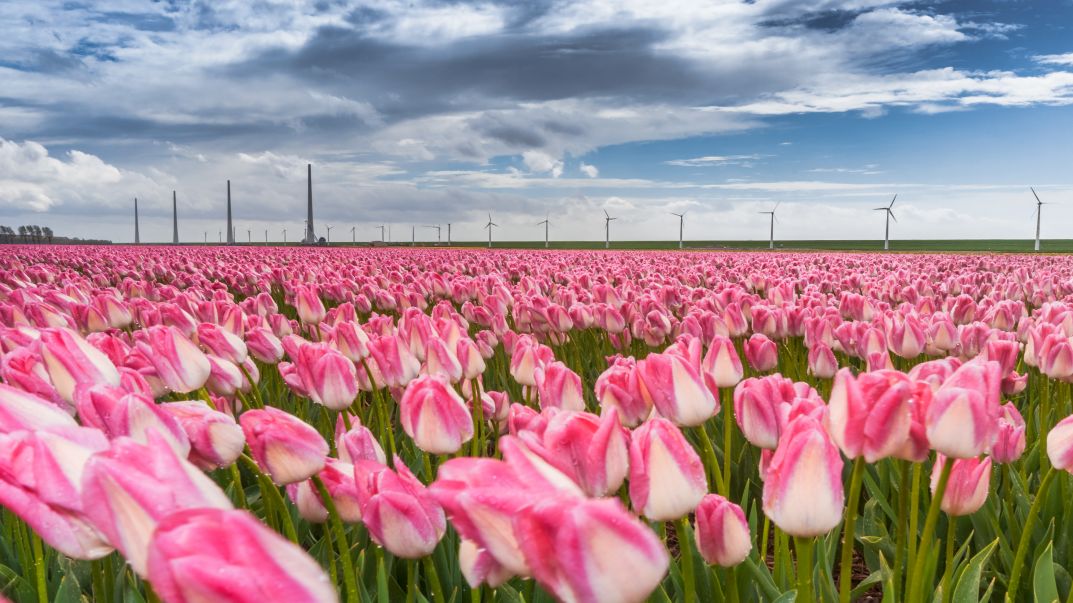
[1,0,1072,244]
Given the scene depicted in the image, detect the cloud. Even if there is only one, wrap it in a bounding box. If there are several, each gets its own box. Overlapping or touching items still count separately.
[522,150,564,178]
[579,162,599,178]
[665,155,764,167]
[1034,53,1073,66]
[0,138,139,212]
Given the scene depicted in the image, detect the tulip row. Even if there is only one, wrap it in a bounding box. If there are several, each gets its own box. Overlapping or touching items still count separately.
[2,245,1073,603]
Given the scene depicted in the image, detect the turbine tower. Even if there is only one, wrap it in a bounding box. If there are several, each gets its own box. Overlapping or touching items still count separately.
[226,180,235,244]
[303,164,316,244]
[134,197,140,244]
[485,213,498,248]
[425,225,442,243]
[603,210,617,249]
[670,211,685,249]
[759,203,779,250]
[447,223,452,246]
[873,194,897,251]
[537,216,550,249]
[376,225,386,242]
[350,226,356,243]
[172,190,179,244]
[1032,187,1047,252]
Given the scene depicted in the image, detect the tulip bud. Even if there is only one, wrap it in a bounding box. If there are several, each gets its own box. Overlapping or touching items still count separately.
[694,494,751,567]
[354,458,446,559]
[240,407,328,485]
[1046,414,1073,472]
[196,322,248,364]
[399,375,474,454]
[594,356,651,428]
[0,382,78,433]
[76,385,191,456]
[743,333,778,373]
[537,409,629,497]
[515,497,669,603]
[733,375,823,450]
[926,358,1001,459]
[146,508,337,603]
[990,402,1026,464]
[826,369,912,462]
[336,419,387,466]
[455,338,486,381]
[534,361,586,412]
[160,400,246,470]
[628,417,707,521]
[37,327,120,403]
[294,285,327,325]
[636,352,718,427]
[807,342,838,379]
[459,539,513,589]
[81,433,233,575]
[424,337,463,382]
[134,325,212,394]
[701,335,744,392]
[763,415,844,537]
[930,455,991,516]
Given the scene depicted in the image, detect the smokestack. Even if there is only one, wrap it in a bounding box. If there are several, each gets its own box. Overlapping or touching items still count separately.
[172,190,179,244]
[226,180,234,244]
[134,197,140,244]
[304,163,315,243]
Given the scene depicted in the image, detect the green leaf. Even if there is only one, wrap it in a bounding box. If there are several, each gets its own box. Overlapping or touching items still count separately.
[952,538,997,603]
[55,573,84,603]
[1033,542,1060,603]
[772,590,797,603]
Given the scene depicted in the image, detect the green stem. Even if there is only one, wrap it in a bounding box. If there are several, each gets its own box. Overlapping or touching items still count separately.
[906,461,922,595]
[238,363,265,408]
[1007,466,1058,601]
[725,565,739,603]
[31,532,47,603]
[240,454,299,544]
[676,517,697,603]
[471,378,484,457]
[313,475,360,603]
[839,457,866,603]
[229,462,248,508]
[721,388,734,497]
[422,555,447,603]
[893,461,910,600]
[907,456,954,603]
[795,536,815,603]
[406,562,416,603]
[942,516,956,603]
[695,425,726,494]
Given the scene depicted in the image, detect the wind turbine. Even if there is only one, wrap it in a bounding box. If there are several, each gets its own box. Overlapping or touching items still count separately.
[425,225,442,243]
[376,225,386,242]
[134,197,140,244]
[447,223,452,246]
[247,229,251,243]
[1032,187,1048,252]
[282,228,287,243]
[537,216,550,249]
[350,226,356,243]
[670,211,686,249]
[873,195,897,251]
[485,213,498,248]
[603,210,617,249]
[411,225,416,246]
[326,224,333,243]
[759,203,779,250]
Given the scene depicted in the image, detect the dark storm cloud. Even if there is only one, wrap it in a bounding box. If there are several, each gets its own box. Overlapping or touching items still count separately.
[233,24,709,119]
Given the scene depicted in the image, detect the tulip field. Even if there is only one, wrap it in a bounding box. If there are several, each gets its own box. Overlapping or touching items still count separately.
[3,246,1073,603]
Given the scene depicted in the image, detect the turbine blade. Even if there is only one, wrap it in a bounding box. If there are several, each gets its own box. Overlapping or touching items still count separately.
[1031,187,1041,204]
[888,210,897,223]
[889,194,897,208]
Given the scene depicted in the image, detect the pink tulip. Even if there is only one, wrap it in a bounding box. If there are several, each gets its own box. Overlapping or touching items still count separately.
[990,402,1026,464]
[399,375,474,454]
[240,407,328,485]
[196,322,247,364]
[37,327,120,403]
[763,415,844,537]
[826,369,913,462]
[888,314,926,359]
[146,508,337,603]
[455,338,486,381]
[534,361,586,412]
[636,352,718,427]
[134,325,212,394]
[514,497,669,603]
[628,417,707,521]
[366,335,421,388]
[529,409,629,497]
[81,432,233,575]
[930,455,991,516]
[594,356,651,427]
[807,342,838,379]
[733,375,824,450]
[1046,414,1073,472]
[0,347,63,407]
[247,327,285,364]
[0,382,77,433]
[701,335,744,391]
[926,358,1002,458]
[279,341,358,410]
[424,337,463,382]
[743,333,778,373]
[76,385,190,456]
[294,285,327,325]
[459,539,513,588]
[327,321,371,362]
[335,419,387,466]
[287,459,363,524]
[694,493,752,567]
[354,458,446,559]
[0,429,113,559]
[160,401,246,470]
[431,457,536,575]
[509,339,552,386]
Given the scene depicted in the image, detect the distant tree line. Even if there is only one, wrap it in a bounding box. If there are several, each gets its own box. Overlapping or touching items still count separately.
[0,226,109,245]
